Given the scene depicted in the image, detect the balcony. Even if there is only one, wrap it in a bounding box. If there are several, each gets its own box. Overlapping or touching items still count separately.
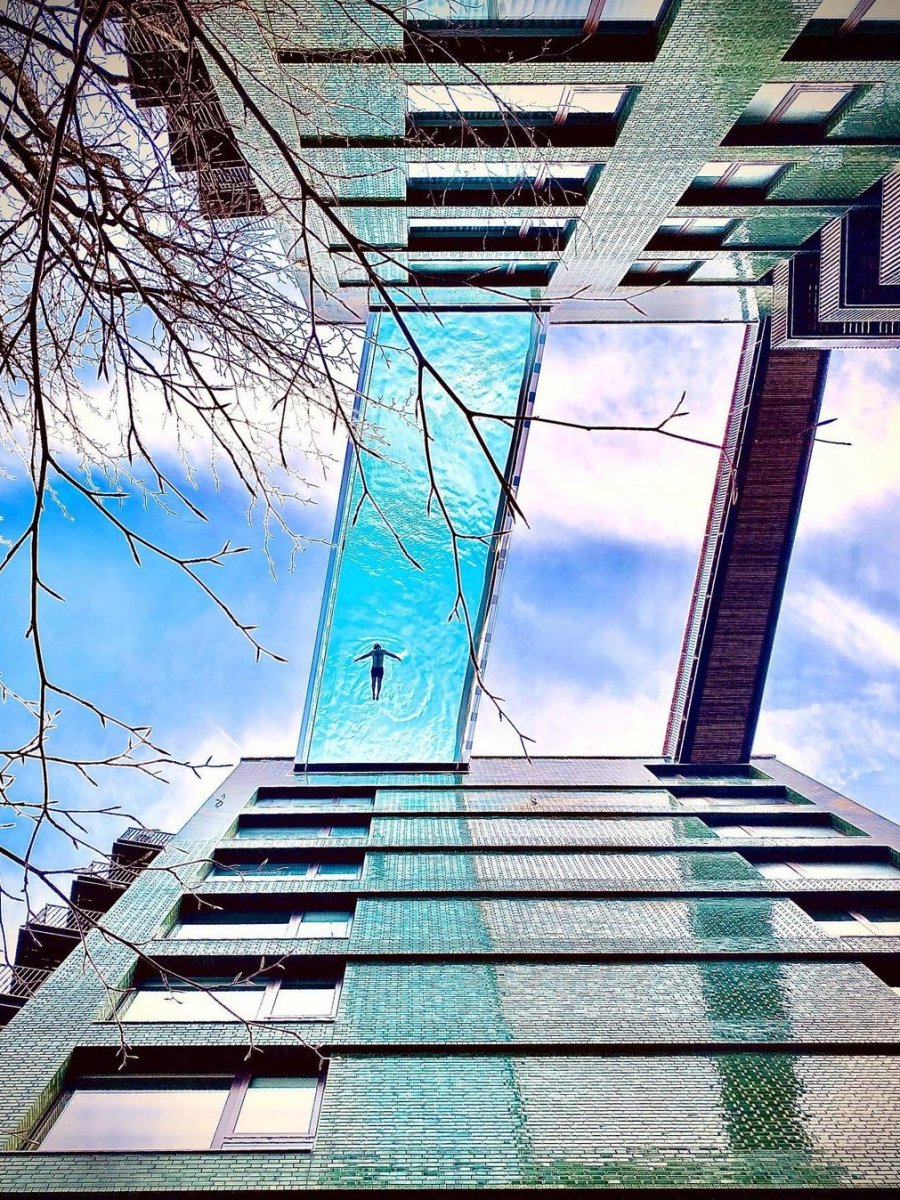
[14,904,102,971]
[0,966,51,1028]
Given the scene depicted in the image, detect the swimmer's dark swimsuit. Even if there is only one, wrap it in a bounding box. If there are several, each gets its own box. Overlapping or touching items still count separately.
[371,666,384,679]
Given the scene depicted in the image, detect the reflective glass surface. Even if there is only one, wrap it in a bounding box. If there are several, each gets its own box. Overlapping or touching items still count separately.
[234,1077,318,1136]
[122,987,264,1022]
[253,795,374,809]
[171,917,292,939]
[211,861,315,878]
[270,985,338,1019]
[693,162,783,189]
[406,0,663,20]
[298,311,540,765]
[298,911,354,937]
[712,823,843,838]
[40,1079,229,1152]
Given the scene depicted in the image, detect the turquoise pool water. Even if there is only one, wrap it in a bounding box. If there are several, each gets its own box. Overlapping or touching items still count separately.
[297,309,542,766]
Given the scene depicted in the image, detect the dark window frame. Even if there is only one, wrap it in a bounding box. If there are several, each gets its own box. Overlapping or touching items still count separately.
[786,1,900,62]
[117,974,343,1024]
[33,1071,327,1153]
[207,853,364,881]
[167,905,356,940]
[725,83,863,146]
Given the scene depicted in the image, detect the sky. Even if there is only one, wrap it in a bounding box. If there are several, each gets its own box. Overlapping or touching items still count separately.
[2,321,900,915]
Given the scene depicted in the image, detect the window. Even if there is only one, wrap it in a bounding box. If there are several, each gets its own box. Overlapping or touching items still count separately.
[654,217,736,243]
[739,82,855,127]
[36,1073,323,1152]
[210,858,362,880]
[235,820,370,839]
[810,908,900,936]
[689,160,787,195]
[405,0,669,28]
[408,216,574,251]
[409,160,595,187]
[756,860,900,880]
[711,822,844,838]
[407,83,628,125]
[648,764,768,783]
[678,794,794,809]
[169,909,354,940]
[121,978,340,1023]
[810,0,900,30]
[408,261,556,287]
[622,260,701,284]
[252,791,374,810]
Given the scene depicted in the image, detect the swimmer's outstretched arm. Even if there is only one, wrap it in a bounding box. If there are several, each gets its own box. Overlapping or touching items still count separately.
[354,651,374,661]
[385,650,403,661]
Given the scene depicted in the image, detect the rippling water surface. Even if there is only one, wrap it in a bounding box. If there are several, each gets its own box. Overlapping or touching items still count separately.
[299,309,539,765]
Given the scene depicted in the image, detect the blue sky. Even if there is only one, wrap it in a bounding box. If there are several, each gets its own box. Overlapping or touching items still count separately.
[2,322,899,892]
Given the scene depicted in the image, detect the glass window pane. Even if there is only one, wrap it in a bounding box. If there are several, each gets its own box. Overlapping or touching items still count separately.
[253,795,373,809]
[742,83,791,122]
[717,823,842,838]
[409,161,591,182]
[406,0,669,20]
[332,825,369,837]
[496,0,590,16]
[234,1077,318,1136]
[566,86,626,115]
[601,0,666,16]
[297,920,350,938]
[123,988,263,1022]
[811,0,857,16]
[730,164,782,187]
[863,1,900,20]
[756,862,802,879]
[800,861,900,878]
[314,862,360,878]
[659,217,732,236]
[817,918,869,936]
[171,918,291,939]
[411,217,567,230]
[40,1080,229,1152]
[213,861,314,877]
[270,985,337,1019]
[236,825,327,839]
[782,87,851,123]
[408,83,566,115]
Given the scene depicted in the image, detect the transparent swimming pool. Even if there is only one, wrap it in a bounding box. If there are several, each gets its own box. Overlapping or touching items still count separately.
[297,309,542,767]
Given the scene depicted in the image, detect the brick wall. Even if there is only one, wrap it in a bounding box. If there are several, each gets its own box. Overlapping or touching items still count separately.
[2,756,900,1191]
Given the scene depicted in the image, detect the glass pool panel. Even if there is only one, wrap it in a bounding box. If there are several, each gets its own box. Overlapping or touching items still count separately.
[298,310,540,766]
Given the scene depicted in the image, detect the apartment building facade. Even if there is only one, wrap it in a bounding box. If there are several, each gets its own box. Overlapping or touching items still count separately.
[142,0,900,338]
[2,755,900,1191]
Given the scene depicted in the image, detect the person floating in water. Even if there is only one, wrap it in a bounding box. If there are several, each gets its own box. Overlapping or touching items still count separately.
[354,643,402,700]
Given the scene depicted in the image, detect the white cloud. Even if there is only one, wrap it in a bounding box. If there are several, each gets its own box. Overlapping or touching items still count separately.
[472,671,673,758]
[800,349,900,535]
[516,324,746,548]
[757,693,900,818]
[784,579,900,672]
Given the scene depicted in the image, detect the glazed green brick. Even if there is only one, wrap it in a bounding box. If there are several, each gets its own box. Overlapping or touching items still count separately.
[1,753,898,1194]
[334,959,900,1045]
[348,895,824,954]
[365,815,718,847]
[302,1053,900,1189]
[361,850,759,891]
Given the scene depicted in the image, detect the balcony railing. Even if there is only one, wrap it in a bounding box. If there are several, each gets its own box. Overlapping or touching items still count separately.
[77,861,139,887]
[26,904,102,933]
[116,826,172,850]
[0,965,51,999]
